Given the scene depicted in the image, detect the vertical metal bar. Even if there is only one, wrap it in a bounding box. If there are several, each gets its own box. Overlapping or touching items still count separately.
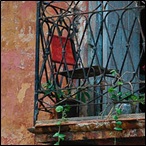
[34,1,40,125]
[95,1,103,116]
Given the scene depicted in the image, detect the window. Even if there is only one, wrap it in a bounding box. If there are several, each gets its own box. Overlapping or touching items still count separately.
[34,1,145,124]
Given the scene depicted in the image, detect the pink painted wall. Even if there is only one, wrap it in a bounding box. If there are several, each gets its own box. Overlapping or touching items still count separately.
[1,1,36,145]
[1,1,89,145]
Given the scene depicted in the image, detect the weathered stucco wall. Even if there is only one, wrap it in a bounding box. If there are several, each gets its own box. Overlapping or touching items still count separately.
[1,1,36,145]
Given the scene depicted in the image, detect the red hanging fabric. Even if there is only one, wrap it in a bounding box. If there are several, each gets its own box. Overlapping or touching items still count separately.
[50,35,76,65]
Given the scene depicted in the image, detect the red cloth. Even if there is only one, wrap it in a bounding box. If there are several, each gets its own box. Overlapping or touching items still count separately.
[50,35,75,65]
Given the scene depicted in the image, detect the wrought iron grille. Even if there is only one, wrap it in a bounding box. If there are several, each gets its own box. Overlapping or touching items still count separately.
[34,1,145,124]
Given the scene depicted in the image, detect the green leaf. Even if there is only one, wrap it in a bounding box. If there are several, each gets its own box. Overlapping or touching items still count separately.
[44,90,51,95]
[115,108,122,115]
[108,87,116,93]
[130,95,138,101]
[53,132,60,137]
[117,92,122,97]
[116,121,122,125]
[75,91,80,99]
[117,81,123,86]
[84,91,90,99]
[81,92,86,103]
[56,120,61,125]
[110,94,118,100]
[139,96,145,104]
[55,106,64,113]
[121,92,131,100]
[48,84,54,89]
[54,142,60,145]
[113,115,118,121]
[114,127,123,131]
[56,89,64,98]
[64,104,71,112]
[110,70,117,76]
[125,92,131,96]
[58,133,66,140]
[42,83,47,88]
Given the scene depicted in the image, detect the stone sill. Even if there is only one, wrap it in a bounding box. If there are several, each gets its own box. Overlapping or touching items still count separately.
[28,113,145,144]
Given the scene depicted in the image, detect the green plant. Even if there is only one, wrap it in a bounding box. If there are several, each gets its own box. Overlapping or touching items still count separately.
[75,86,91,103]
[41,81,71,145]
[41,81,64,99]
[108,70,145,106]
[107,69,145,145]
[112,108,123,131]
[53,104,70,145]
[112,107,123,145]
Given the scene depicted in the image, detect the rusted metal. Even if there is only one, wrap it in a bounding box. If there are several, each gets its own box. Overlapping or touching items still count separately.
[31,1,145,145]
[59,65,113,79]
[34,128,145,142]
[33,1,145,124]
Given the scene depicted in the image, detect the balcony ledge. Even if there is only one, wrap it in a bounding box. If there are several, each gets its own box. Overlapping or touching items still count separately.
[28,113,145,145]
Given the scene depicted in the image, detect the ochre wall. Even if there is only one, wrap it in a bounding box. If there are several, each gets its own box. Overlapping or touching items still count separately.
[1,1,36,145]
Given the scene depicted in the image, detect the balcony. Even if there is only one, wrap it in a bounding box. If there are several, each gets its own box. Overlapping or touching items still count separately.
[28,1,145,145]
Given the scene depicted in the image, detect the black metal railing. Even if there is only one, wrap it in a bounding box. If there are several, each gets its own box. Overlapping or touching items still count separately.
[34,1,145,125]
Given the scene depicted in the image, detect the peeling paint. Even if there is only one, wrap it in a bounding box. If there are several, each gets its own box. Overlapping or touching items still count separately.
[17,83,31,103]
[30,113,145,145]
[2,1,36,145]
[18,59,25,69]
[18,28,34,42]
